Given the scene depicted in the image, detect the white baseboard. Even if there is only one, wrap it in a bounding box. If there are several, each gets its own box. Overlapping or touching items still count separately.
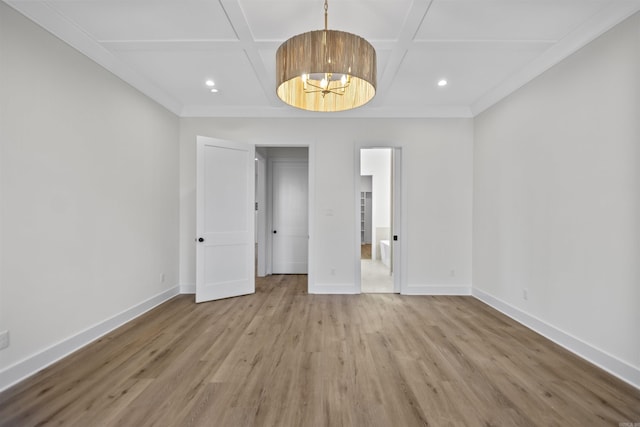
[308,284,360,294]
[308,283,473,295]
[0,286,180,393]
[402,285,472,296]
[180,283,196,294]
[472,288,640,390]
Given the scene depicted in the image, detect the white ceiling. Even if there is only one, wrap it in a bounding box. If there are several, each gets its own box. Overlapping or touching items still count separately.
[5,0,640,118]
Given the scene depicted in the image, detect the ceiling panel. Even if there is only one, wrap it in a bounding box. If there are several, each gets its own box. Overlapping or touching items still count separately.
[49,0,238,41]
[113,49,269,106]
[416,0,610,41]
[384,42,550,106]
[239,0,413,41]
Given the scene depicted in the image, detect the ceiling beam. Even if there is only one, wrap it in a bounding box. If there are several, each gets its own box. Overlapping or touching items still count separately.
[219,0,282,107]
[370,0,434,107]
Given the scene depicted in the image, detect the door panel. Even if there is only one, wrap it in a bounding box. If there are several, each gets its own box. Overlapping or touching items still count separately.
[196,136,255,303]
[392,147,402,293]
[272,160,308,274]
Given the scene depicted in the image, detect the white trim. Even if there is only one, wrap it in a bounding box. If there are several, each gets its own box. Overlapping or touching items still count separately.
[180,283,196,294]
[472,288,640,390]
[308,284,360,294]
[354,144,362,291]
[180,105,474,119]
[255,150,267,278]
[0,286,179,392]
[402,285,472,296]
[307,143,316,292]
[266,155,274,276]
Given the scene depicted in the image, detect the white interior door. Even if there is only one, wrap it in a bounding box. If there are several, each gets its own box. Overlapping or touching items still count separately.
[255,151,267,277]
[271,160,308,274]
[196,136,255,303]
[392,147,402,293]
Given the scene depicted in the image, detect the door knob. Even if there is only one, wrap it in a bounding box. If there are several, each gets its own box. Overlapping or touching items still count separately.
[273,230,277,234]
[198,237,204,242]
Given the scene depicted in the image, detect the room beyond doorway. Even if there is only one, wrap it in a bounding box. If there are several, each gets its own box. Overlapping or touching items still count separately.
[359,147,398,293]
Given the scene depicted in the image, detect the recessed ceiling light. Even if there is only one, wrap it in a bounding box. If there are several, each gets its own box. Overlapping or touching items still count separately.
[205,79,215,87]
[210,88,218,93]
[437,79,448,87]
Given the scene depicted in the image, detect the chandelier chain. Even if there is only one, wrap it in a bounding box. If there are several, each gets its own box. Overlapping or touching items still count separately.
[324,0,328,31]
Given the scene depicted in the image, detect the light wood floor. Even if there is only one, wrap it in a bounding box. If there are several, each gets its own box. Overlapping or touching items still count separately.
[361,244,371,260]
[1,275,639,426]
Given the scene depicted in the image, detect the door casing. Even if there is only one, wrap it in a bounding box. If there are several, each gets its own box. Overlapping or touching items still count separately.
[355,145,406,294]
[255,146,314,287]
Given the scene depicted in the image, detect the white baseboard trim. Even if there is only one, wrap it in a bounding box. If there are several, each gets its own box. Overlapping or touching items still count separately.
[0,286,180,393]
[472,288,640,390]
[180,283,196,294]
[402,285,472,296]
[308,284,360,294]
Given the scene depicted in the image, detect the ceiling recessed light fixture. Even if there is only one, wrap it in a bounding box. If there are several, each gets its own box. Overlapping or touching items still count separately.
[276,0,377,112]
[437,79,448,87]
[210,88,218,93]
[205,79,215,87]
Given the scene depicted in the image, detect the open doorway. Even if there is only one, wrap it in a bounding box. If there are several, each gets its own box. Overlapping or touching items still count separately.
[255,147,309,278]
[359,148,400,293]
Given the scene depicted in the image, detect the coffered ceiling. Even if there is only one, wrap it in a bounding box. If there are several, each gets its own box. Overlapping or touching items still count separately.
[5,0,640,117]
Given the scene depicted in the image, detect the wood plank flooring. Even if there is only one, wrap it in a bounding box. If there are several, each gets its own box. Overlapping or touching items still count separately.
[1,275,639,426]
[361,244,371,260]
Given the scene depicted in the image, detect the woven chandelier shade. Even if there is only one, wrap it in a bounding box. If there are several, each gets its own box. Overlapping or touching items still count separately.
[276,29,377,112]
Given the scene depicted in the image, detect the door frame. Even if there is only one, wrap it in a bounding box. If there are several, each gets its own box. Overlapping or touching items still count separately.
[256,150,267,277]
[255,145,314,288]
[354,144,407,294]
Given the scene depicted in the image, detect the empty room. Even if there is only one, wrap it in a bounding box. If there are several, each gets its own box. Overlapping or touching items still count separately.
[1,0,639,425]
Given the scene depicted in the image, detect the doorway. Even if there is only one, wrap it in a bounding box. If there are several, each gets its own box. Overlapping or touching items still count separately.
[358,147,401,293]
[197,138,313,303]
[255,147,309,277]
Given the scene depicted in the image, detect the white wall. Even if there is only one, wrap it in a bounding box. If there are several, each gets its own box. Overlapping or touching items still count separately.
[0,3,180,389]
[179,118,473,294]
[361,149,391,260]
[473,12,640,386]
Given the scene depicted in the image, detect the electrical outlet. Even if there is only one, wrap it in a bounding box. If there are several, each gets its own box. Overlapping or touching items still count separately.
[523,289,528,301]
[0,330,9,350]
[160,273,165,283]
